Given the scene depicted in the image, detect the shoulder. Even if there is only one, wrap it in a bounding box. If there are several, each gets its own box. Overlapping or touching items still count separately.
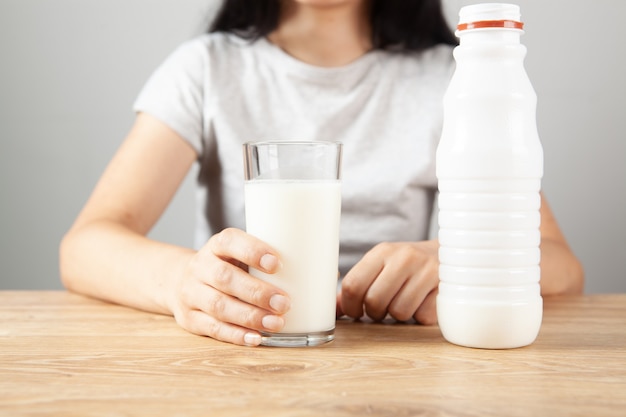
[170,32,261,62]
[147,32,266,89]
[420,43,455,63]
[420,44,455,72]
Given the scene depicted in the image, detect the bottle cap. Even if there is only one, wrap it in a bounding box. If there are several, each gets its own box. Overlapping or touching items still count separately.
[457,3,523,32]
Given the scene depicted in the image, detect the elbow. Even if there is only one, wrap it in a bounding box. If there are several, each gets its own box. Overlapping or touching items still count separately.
[561,249,585,295]
[59,230,80,293]
[569,256,585,295]
[541,254,585,296]
[539,241,586,296]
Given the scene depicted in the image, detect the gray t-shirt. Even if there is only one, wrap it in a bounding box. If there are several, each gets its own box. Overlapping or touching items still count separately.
[134,32,454,276]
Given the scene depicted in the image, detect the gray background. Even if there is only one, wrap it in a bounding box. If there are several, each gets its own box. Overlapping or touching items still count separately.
[1,0,624,293]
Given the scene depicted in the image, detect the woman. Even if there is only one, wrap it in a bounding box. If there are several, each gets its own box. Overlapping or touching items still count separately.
[60,0,584,346]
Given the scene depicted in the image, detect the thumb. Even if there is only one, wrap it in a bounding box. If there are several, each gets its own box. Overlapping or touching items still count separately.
[336,291,345,319]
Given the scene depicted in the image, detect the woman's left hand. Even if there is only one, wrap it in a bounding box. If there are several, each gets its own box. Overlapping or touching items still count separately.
[338,240,440,324]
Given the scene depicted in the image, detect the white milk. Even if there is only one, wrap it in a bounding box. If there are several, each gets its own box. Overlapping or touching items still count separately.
[436,4,543,349]
[245,179,341,334]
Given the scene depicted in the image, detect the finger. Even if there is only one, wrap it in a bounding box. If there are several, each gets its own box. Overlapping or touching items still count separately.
[205,286,285,331]
[336,291,345,318]
[200,258,290,315]
[357,243,419,321]
[340,255,383,319]
[182,282,285,334]
[209,228,281,273]
[362,264,408,322]
[387,261,439,322]
[184,309,264,347]
[192,231,291,315]
[413,288,438,325]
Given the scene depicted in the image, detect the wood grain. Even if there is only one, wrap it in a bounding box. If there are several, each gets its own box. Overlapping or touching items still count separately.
[1,291,625,416]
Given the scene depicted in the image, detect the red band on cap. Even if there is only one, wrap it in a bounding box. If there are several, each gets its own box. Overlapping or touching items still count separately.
[457,20,524,31]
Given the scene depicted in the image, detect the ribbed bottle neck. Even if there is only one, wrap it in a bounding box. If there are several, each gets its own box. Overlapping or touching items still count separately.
[458,28,523,46]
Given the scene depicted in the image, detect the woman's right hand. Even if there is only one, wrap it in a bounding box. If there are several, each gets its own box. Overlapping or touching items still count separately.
[170,228,291,346]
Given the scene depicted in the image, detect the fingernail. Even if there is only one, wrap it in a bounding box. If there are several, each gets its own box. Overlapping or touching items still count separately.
[269,294,290,313]
[259,254,279,272]
[244,333,262,346]
[262,315,284,331]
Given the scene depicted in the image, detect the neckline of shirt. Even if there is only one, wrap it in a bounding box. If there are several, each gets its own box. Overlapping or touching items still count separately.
[254,35,383,84]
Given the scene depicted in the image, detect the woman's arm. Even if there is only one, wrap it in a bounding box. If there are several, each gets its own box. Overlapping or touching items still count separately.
[339,193,584,324]
[60,113,198,313]
[60,113,290,346]
[538,193,585,295]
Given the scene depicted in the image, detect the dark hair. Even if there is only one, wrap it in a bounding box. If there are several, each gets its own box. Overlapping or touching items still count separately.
[209,0,457,52]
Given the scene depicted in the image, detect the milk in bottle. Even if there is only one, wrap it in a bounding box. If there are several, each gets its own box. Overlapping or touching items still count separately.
[436,3,544,349]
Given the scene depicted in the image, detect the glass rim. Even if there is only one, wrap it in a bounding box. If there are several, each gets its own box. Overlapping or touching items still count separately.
[243,140,342,147]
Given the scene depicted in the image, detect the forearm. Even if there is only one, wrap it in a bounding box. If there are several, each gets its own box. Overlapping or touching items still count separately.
[539,238,585,296]
[60,220,195,315]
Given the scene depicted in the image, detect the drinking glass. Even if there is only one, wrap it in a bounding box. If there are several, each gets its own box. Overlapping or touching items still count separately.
[243,141,342,347]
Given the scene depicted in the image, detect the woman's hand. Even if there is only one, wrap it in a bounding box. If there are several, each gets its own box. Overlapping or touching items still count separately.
[170,228,291,346]
[338,240,440,324]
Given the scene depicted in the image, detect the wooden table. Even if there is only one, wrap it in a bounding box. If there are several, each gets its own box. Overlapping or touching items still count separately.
[1,291,625,416]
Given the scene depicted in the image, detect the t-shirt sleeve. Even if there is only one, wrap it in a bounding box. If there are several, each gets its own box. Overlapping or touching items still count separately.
[133,38,207,155]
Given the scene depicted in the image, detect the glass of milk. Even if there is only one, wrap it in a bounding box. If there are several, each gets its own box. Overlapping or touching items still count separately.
[243,141,342,347]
